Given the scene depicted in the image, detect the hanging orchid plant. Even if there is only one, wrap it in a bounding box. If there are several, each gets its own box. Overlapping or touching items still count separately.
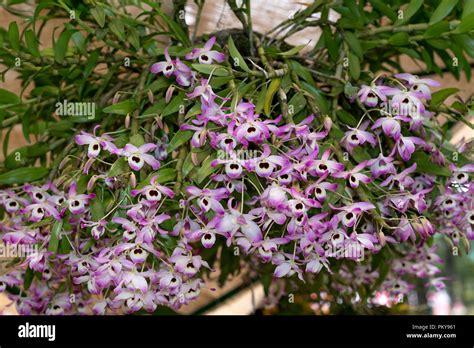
[0,0,473,315]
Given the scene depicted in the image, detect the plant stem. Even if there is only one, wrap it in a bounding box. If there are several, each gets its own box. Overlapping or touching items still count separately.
[174,107,188,193]
[192,0,205,43]
[255,38,292,123]
[244,0,254,56]
[359,20,459,37]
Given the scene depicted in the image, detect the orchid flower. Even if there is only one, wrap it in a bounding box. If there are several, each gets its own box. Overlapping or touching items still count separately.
[185,36,225,64]
[74,125,116,158]
[116,143,161,171]
[151,47,193,86]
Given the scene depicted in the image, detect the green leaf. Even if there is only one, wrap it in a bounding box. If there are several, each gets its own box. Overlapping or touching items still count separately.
[48,220,63,252]
[430,88,459,106]
[90,198,105,221]
[71,31,87,55]
[388,32,410,46]
[103,100,137,115]
[370,0,397,22]
[128,27,140,51]
[8,21,20,51]
[24,29,40,57]
[130,134,145,147]
[424,21,450,39]
[162,92,185,117]
[337,110,358,127]
[429,0,459,24]
[301,82,329,114]
[255,83,267,114]
[0,88,20,105]
[218,245,240,286]
[0,167,48,185]
[288,60,315,85]
[410,152,451,176]
[90,6,106,28]
[344,82,359,99]
[139,168,177,188]
[58,238,72,255]
[24,267,35,291]
[395,0,424,25]
[348,52,360,80]
[83,49,100,78]
[264,78,281,116]
[278,44,306,57]
[159,12,191,45]
[54,30,73,64]
[21,108,31,143]
[344,32,363,58]
[154,168,177,183]
[288,93,306,117]
[185,103,202,118]
[167,130,192,153]
[148,76,170,92]
[456,12,474,33]
[322,27,339,61]
[150,305,180,315]
[191,64,230,77]
[108,157,129,177]
[228,36,251,72]
[109,19,125,41]
[192,155,217,185]
[462,0,474,18]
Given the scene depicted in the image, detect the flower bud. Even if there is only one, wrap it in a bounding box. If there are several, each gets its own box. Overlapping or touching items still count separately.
[129,172,137,188]
[125,113,131,129]
[112,92,120,104]
[191,152,199,166]
[165,85,175,103]
[59,157,70,170]
[147,89,154,104]
[87,175,98,192]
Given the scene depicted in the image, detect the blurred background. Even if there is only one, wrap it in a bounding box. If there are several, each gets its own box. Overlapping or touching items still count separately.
[0,0,473,315]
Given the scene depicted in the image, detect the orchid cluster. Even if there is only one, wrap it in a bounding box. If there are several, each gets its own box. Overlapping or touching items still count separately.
[0,35,472,315]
